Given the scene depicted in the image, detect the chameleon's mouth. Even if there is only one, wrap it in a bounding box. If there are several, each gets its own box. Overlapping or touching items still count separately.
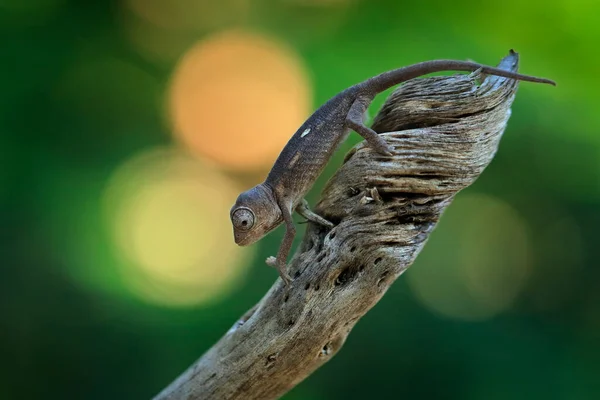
[234,232,254,246]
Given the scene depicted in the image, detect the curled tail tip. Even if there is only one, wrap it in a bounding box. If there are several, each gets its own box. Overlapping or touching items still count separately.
[520,76,556,86]
[504,49,554,86]
[538,77,557,86]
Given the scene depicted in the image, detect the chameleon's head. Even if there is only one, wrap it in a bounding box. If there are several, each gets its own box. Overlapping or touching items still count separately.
[230,183,282,246]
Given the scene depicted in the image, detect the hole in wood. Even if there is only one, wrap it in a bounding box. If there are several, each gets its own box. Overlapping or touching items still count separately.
[265,353,277,368]
[335,266,356,287]
[374,257,383,265]
[347,187,360,197]
[350,246,356,252]
[316,253,326,263]
[377,270,390,287]
[319,343,332,357]
[305,282,310,290]
[303,240,314,253]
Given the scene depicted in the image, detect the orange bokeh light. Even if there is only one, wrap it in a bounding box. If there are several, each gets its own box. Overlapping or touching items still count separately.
[169,30,312,170]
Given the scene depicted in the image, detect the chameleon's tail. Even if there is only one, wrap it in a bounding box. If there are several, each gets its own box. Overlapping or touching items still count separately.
[363,50,555,93]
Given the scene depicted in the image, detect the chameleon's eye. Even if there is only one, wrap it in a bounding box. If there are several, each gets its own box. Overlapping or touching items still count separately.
[232,208,255,231]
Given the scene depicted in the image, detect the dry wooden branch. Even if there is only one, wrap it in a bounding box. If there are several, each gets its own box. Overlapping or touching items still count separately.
[154,51,523,400]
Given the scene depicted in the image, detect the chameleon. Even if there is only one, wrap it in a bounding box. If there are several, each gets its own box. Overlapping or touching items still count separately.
[230,55,555,285]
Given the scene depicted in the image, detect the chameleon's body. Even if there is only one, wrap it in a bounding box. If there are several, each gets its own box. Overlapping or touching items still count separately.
[230,54,555,284]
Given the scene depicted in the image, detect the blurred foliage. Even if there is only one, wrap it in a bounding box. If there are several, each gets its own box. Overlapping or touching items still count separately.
[1,0,599,399]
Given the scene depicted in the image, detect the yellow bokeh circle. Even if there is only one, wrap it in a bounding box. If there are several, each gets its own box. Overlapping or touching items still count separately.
[407,193,533,321]
[169,30,312,170]
[103,147,254,307]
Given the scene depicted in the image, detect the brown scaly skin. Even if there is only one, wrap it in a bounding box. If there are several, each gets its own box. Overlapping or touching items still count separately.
[230,51,555,285]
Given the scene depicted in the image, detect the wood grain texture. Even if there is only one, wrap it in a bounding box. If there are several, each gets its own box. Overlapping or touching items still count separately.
[154,52,522,400]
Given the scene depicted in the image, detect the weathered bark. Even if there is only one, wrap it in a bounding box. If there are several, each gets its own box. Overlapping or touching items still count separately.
[154,51,523,400]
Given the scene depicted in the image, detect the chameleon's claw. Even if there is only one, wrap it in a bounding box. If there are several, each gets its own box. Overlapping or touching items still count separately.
[280,271,293,286]
[371,138,394,156]
[266,256,293,285]
[380,147,394,157]
[266,256,277,267]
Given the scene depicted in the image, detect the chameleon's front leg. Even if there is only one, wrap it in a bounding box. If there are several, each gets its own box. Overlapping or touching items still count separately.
[266,203,296,285]
[346,96,393,156]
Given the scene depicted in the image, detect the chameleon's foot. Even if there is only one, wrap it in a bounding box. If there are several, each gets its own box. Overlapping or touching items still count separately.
[358,127,393,156]
[296,199,334,228]
[266,256,293,285]
[368,136,394,156]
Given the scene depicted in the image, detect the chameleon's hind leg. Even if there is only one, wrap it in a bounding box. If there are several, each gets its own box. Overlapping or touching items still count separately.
[346,96,393,156]
[296,199,334,228]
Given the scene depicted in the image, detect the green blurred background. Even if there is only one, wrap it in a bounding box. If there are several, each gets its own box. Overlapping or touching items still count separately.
[1,0,598,399]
